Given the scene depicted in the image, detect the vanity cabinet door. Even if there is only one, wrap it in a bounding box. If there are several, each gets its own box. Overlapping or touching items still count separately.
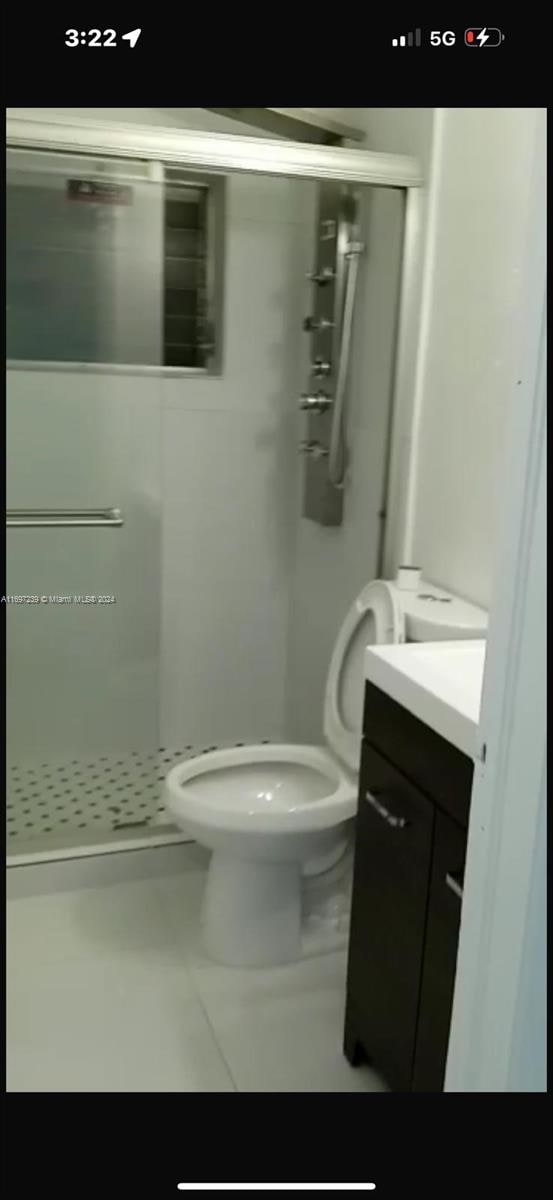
[344,741,434,1092]
[411,810,467,1092]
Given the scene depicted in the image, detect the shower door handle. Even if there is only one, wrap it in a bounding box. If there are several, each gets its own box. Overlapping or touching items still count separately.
[6,507,124,528]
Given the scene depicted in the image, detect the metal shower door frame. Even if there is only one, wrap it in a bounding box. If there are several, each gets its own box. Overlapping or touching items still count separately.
[6,111,426,574]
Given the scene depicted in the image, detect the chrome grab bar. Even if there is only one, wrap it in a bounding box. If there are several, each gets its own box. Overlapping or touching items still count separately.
[6,507,123,528]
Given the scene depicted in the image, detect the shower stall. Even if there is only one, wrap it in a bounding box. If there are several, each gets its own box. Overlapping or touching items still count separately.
[5,109,423,865]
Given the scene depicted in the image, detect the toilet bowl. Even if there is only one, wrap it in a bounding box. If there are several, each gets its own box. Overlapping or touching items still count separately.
[166,578,488,966]
[165,580,403,965]
[166,744,357,965]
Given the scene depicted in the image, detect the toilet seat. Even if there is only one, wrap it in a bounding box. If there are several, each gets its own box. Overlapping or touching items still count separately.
[324,579,404,771]
[166,743,357,836]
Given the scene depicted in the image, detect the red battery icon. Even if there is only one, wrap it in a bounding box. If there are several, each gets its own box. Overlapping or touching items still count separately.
[465,27,504,45]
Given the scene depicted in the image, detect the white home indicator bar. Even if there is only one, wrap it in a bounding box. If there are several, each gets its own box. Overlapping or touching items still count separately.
[177,1187,377,1192]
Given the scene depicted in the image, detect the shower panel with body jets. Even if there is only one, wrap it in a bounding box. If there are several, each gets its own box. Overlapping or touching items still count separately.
[300,183,364,526]
[204,109,367,529]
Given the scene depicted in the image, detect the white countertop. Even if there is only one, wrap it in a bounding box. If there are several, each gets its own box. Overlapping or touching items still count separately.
[364,640,486,759]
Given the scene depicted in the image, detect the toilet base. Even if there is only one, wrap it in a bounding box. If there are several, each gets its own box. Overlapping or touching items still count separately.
[201,846,352,967]
[202,852,302,967]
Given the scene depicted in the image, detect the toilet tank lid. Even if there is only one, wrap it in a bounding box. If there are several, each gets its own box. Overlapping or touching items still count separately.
[396,580,489,641]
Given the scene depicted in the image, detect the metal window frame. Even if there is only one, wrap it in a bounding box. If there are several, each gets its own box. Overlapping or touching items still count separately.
[6,112,426,566]
[163,167,226,375]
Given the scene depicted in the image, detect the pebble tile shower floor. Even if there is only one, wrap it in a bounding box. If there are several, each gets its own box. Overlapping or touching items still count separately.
[7,741,273,845]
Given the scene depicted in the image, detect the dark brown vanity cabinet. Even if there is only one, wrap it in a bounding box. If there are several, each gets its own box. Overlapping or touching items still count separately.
[344,682,473,1092]
[410,810,466,1091]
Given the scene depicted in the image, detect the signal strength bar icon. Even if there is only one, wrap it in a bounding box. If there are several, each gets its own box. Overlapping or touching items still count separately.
[392,29,422,46]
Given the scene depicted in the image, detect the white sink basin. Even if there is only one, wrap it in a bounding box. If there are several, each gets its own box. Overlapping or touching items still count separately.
[364,640,487,758]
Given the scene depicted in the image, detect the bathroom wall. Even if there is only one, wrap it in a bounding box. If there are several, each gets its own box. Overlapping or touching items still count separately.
[406,107,545,608]
[508,769,546,1091]
[313,108,544,614]
[312,107,435,172]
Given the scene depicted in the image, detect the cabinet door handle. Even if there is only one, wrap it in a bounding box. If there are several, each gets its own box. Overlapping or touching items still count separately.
[445,871,464,901]
[364,789,409,829]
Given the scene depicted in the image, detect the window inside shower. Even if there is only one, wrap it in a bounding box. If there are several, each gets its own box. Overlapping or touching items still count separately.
[6,151,225,373]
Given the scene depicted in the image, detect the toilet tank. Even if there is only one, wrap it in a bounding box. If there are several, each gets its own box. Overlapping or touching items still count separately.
[395,580,488,643]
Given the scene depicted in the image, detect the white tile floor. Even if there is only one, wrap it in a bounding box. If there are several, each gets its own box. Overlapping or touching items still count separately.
[7,845,387,1093]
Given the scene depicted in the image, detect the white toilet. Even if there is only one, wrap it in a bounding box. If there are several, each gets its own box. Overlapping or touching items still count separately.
[166,577,487,967]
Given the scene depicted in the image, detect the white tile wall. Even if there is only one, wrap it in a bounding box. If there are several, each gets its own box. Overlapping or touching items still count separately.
[410,108,543,608]
[160,408,297,745]
[160,176,313,747]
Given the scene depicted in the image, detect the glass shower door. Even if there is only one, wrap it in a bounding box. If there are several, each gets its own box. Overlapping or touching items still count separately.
[6,147,165,856]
